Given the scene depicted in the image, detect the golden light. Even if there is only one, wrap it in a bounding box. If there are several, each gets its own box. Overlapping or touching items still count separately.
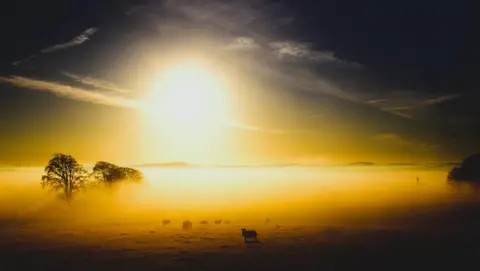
[146,61,229,128]
[142,60,233,164]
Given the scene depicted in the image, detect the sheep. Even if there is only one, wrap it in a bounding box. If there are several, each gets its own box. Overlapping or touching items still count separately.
[241,228,258,243]
[182,220,192,230]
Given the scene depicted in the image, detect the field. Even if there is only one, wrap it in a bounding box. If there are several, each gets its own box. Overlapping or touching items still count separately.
[1,166,479,270]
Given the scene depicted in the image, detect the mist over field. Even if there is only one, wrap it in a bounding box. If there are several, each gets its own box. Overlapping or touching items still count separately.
[2,166,480,270]
[1,165,475,227]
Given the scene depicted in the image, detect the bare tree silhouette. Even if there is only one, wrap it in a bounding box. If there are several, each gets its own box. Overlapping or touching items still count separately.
[41,153,88,202]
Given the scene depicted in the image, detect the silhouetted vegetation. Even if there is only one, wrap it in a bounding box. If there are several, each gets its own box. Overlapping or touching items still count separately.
[41,154,144,202]
[41,153,88,202]
[92,161,143,188]
[448,153,480,182]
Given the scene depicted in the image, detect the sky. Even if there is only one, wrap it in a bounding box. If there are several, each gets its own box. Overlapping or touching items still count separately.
[0,0,476,166]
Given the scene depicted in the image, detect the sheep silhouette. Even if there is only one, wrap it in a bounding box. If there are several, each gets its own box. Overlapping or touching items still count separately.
[214,220,222,225]
[162,220,171,226]
[182,220,192,230]
[241,228,258,243]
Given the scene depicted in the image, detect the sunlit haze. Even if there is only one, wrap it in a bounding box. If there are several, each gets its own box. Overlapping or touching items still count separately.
[0,1,477,270]
[143,60,232,164]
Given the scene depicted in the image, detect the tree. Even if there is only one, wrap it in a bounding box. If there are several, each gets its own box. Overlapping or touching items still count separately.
[41,153,88,202]
[92,161,119,187]
[92,161,143,188]
[447,153,480,182]
[122,167,144,183]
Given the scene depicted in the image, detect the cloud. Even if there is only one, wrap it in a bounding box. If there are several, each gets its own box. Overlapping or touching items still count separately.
[41,27,98,53]
[13,27,98,66]
[126,1,363,106]
[269,41,338,63]
[0,75,291,134]
[122,0,456,125]
[175,0,260,31]
[366,99,389,104]
[61,72,131,94]
[375,133,438,151]
[379,109,414,119]
[365,92,462,119]
[424,94,461,105]
[0,76,142,109]
[224,37,259,50]
[12,55,37,66]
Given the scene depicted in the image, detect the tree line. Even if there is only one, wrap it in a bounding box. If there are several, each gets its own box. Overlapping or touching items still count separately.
[41,153,143,202]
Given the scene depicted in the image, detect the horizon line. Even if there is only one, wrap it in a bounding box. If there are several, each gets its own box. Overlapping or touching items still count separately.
[1,161,460,169]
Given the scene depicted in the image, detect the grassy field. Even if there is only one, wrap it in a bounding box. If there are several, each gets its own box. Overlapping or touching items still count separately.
[1,166,479,270]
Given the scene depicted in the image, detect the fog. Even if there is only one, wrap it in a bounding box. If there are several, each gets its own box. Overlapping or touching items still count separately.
[1,165,476,229]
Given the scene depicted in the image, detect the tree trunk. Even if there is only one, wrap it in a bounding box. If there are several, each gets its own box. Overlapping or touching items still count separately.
[64,187,69,201]
[66,177,72,202]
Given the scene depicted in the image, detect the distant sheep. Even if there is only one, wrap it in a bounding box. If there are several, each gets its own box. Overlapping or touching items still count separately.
[200,220,208,225]
[182,220,192,230]
[162,220,171,226]
[241,228,258,243]
[214,220,222,225]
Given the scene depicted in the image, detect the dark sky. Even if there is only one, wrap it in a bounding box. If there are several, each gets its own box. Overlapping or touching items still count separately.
[0,0,477,165]
[1,0,474,85]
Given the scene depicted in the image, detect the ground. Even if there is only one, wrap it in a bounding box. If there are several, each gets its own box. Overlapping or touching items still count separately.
[1,167,479,270]
[1,211,480,271]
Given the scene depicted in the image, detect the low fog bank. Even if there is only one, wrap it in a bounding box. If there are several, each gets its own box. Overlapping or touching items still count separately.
[0,166,479,231]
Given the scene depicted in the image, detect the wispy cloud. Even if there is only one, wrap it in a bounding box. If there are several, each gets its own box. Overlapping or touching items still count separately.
[125,0,460,125]
[366,92,462,119]
[127,1,364,108]
[41,27,98,53]
[380,109,415,119]
[424,94,461,105]
[61,72,131,94]
[224,37,259,50]
[0,76,141,108]
[375,133,438,151]
[13,27,98,66]
[366,99,389,104]
[0,75,292,134]
[269,41,338,63]
[12,55,37,66]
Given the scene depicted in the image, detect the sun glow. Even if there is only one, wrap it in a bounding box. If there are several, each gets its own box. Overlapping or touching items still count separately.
[143,60,233,164]
[146,61,229,127]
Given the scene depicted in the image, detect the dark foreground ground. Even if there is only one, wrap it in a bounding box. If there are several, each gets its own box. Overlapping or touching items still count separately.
[1,204,480,271]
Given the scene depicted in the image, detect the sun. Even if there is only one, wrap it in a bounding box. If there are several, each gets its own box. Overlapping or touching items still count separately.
[146,61,229,128]
[142,60,232,164]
